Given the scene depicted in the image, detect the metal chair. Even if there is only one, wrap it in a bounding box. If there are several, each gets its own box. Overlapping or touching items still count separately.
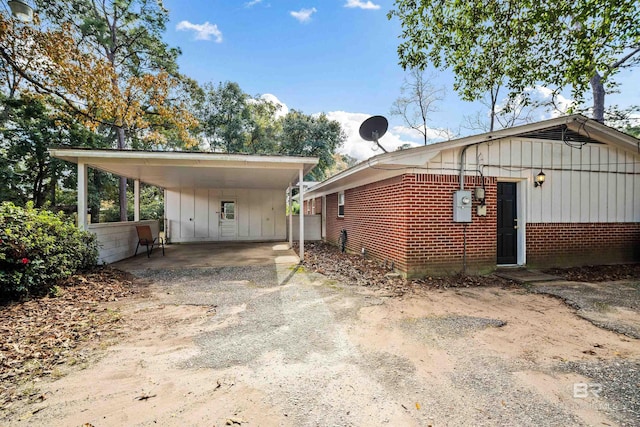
[135,225,164,257]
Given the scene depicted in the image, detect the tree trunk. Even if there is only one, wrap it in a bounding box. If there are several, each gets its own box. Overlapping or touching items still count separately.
[116,126,128,221]
[590,72,605,123]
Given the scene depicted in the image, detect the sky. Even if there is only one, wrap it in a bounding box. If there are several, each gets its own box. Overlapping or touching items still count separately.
[161,0,639,161]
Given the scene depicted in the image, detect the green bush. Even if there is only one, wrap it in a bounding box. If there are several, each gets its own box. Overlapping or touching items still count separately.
[0,202,98,300]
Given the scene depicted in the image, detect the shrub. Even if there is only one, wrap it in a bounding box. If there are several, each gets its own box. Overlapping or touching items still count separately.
[0,202,98,300]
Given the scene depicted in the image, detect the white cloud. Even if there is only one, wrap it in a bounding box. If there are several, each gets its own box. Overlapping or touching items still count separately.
[325,111,421,161]
[344,0,381,10]
[176,21,223,42]
[260,93,289,118]
[244,0,262,7]
[529,86,575,118]
[290,8,317,23]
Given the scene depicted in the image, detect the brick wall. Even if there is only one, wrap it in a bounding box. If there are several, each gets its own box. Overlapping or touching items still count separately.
[325,173,497,277]
[322,173,640,277]
[302,197,322,215]
[527,223,640,267]
[404,174,497,276]
[326,175,410,271]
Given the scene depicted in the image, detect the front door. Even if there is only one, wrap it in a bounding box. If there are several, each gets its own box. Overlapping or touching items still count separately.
[219,200,237,240]
[497,182,518,264]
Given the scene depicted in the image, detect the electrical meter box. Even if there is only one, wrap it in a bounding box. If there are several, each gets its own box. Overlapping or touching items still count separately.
[453,190,472,222]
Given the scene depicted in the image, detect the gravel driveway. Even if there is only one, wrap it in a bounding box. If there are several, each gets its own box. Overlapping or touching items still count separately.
[11,263,640,426]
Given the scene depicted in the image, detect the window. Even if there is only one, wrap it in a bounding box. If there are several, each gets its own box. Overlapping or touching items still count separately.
[311,199,316,215]
[221,201,235,220]
[338,192,345,217]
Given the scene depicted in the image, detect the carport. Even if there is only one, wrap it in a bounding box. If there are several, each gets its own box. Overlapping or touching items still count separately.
[48,148,318,264]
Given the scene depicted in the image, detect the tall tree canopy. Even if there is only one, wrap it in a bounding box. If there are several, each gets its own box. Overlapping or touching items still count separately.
[195,82,345,179]
[0,1,198,219]
[279,110,345,181]
[389,0,640,123]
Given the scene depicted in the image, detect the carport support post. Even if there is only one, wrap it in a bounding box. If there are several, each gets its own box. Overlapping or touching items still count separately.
[134,179,140,222]
[299,169,304,261]
[77,162,88,231]
[288,184,293,249]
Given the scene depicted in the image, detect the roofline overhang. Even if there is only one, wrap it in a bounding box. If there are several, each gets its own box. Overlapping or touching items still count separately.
[48,148,319,181]
[304,114,640,198]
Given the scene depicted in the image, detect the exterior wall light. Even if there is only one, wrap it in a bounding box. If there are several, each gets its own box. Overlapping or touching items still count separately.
[8,1,33,22]
[534,170,546,187]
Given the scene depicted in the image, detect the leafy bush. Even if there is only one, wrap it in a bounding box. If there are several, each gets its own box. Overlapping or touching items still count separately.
[0,202,98,300]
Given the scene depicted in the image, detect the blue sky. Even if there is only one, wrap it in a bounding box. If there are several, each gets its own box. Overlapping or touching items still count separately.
[161,0,638,160]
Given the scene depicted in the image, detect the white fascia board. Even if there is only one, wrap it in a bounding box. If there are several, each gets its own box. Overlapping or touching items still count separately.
[48,149,318,171]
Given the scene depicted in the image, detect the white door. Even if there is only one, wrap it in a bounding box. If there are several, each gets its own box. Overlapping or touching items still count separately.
[219,200,237,240]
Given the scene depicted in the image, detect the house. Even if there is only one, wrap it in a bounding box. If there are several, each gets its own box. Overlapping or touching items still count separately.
[49,149,318,263]
[302,115,640,278]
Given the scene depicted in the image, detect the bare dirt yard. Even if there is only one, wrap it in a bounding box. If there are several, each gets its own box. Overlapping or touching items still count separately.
[1,243,639,426]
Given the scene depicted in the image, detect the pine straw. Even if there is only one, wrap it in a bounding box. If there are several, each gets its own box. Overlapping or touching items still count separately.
[0,267,141,409]
[300,241,518,294]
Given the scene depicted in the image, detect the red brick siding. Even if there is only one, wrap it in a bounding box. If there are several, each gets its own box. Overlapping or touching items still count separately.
[527,223,640,267]
[326,176,410,271]
[322,173,640,277]
[404,174,497,276]
[325,174,497,277]
[302,197,322,215]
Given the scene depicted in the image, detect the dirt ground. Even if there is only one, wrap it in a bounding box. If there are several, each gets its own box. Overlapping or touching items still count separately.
[1,248,639,426]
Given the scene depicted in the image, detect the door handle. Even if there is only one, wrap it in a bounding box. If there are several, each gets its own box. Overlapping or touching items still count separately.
[189,218,193,221]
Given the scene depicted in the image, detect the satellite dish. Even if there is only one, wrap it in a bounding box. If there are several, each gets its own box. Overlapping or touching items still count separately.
[359,115,389,153]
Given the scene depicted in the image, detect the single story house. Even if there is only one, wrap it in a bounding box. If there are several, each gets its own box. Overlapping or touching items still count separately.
[302,114,640,277]
[49,149,318,263]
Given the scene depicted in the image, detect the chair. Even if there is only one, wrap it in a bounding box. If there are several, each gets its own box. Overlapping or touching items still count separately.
[135,225,164,258]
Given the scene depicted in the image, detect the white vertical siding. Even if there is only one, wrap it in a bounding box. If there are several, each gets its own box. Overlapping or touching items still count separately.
[165,187,286,243]
[426,137,640,223]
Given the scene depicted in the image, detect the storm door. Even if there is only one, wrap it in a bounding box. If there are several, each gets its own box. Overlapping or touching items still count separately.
[219,200,237,240]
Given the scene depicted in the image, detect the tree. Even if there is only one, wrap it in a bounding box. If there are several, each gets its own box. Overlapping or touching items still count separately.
[279,111,346,181]
[197,81,251,153]
[0,94,105,208]
[390,68,444,145]
[389,0,640,123]
[244,97,281,155]
[463,88,538,133]
[0,2,197,220]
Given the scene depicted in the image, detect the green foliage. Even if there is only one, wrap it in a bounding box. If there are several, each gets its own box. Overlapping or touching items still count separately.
[279,110,346,181]
[0,202,97,300]
[389,0,640,121]
[197,81,251,153]
[101,184,164,223]
[195,81,345,180]
[0,94,110,208]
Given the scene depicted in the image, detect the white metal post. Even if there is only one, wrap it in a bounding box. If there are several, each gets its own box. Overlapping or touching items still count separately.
[134,179,140,222]
[299,169,304,261]
[77,162,88,230]
[288,184,293,249]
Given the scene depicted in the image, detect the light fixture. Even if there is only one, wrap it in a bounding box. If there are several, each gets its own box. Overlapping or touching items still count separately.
[534,170,546,187]
[8,0,33,22]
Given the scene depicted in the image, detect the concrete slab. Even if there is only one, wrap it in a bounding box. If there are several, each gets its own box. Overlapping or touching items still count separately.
[495,268,562,284]
[112,241,299,272]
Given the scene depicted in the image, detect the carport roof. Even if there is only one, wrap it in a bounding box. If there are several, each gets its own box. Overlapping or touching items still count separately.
[49,148,319,189]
